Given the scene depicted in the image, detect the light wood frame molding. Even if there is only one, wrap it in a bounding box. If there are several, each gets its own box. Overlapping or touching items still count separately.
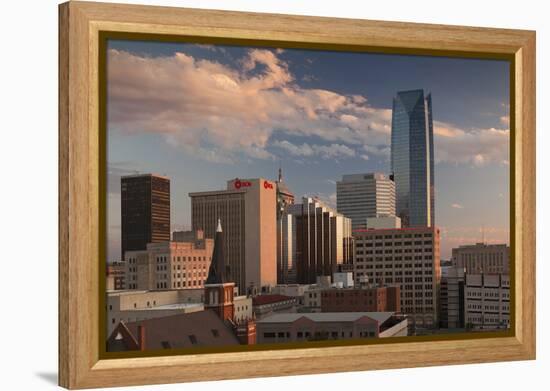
[59,1,536,389]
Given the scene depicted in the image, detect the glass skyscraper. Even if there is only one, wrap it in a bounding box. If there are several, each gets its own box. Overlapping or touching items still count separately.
[391,89,435,227]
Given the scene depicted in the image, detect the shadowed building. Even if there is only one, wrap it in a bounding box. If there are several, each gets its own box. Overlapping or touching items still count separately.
[391,89,435,227]
[285,197,353,284]
[276,167,296,284]
[121,174,170,260]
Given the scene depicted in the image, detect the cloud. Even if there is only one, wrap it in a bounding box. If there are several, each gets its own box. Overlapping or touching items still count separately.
[451,203,464,209]
[272,140,356,159]
[107,48,391,163]
[500,115,510,126]
[108,48,509,167]
[434,121,509,166]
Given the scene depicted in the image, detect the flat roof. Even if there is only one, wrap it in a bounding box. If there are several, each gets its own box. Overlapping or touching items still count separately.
[188,189,246,197]
[121,173,170,180]
[257,312,394,324]
[134,303,203,311]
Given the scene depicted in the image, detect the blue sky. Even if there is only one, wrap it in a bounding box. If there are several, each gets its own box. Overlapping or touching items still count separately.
[106,40,510,261]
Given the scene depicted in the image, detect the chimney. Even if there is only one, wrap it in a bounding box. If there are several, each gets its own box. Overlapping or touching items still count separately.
[138,325,146,351]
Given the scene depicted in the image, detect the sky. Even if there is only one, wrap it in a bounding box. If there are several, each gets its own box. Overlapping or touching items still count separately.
[106,39,510,262]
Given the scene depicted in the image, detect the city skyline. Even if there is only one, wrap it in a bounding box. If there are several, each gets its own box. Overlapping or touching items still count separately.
[107,40,510,261]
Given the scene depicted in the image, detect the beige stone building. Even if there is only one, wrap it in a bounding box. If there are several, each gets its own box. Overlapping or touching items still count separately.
[189,178,277,293]
[106,289,204,334]
[124,230,213,291]
[465,273,510,330]
[353,227,441,329]
[451,243,510,274]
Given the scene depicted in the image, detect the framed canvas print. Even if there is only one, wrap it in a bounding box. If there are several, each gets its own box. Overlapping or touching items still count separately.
[58,1,536,389]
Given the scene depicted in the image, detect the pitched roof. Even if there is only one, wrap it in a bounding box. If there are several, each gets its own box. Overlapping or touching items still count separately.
[256,312,394,324]
[107,310,239,351]
[205,219,231,284]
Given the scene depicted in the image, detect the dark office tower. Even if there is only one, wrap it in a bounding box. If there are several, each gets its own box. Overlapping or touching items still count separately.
[120,174,170,260]
[391,89,435,227]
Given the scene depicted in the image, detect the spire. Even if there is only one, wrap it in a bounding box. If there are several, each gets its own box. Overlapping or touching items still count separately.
[278,162,282,182]
[206,219,230,284]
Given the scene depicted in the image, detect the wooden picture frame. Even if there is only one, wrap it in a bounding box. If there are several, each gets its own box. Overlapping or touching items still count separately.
[59,1,536,389]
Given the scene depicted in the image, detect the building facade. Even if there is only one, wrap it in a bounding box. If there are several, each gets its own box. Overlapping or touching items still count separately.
[106,261,126,290]
[353,227,441,329]
[106,289,204,335]
[465,273,510,330]
[189,178,277,292]
[336,173,396,230]
[256,312,408,344]
[451,243,510,274]
[439,266,466,329]
[320,286,401,313]
[391,89,435,227]
[124,233,213,291]
[286,197,353,284]
[121,174,170,260]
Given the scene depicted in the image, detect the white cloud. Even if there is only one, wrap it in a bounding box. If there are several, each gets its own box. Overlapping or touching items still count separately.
[272,140,356,159]
[451,203,464,209]
[108,48,509,167]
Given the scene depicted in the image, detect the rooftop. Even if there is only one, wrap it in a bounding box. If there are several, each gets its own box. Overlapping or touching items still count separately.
[253,295,295,306]
[257,312,394,324]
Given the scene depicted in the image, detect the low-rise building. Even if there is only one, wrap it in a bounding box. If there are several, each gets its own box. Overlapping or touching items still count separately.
[253,294,297,318]
[451,243,509,274]
[106,289,204,335]
[125,232,213,291]
[465,273,510,330]
[320,286,401,313]
[107,310,241,351]
[106,261,126,290]
[256,312,407,344]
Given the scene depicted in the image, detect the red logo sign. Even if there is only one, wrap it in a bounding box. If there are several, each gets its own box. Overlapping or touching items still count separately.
[234,179,252,189]
[263,181,273,190]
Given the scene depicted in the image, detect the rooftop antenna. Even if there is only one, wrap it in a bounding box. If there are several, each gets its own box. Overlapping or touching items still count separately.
[278,159,282,182]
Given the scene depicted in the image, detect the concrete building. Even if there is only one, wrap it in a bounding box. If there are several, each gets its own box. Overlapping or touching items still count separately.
[124,232,214,291]
[320,286,401,313]
[336,173,396,230]
[465,273,510,330]
[106,289,204,334]
[276,168,296,284]
[189,178,277,293]
[451,243,510,274]
[353,226,441,329]
[285,197,353,284]
[106,261,126,290]
[252,295,297,318]
[366,216,402,230]
[439,266,466,329]
[121,174,170,260]
[256,312,408,344]
[391,89,435,227]
[333,271,354,288]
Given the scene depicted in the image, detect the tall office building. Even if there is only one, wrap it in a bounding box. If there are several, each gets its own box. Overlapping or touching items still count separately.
[276,167,296,284]
[353,226,441,328]
[391,89,435,227]
[286,197,353,284]
[189,178,277,292]
[336,172,396,230]
[121,174,170,260]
